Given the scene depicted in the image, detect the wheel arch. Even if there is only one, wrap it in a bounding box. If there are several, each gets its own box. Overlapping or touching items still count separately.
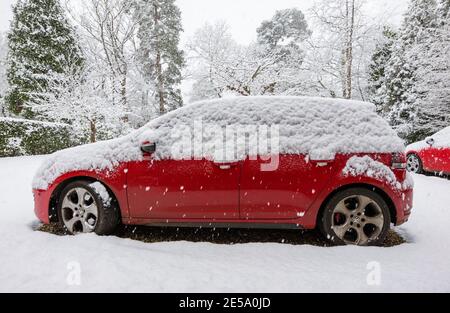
[48,176,121,223]
[316,183,397,226]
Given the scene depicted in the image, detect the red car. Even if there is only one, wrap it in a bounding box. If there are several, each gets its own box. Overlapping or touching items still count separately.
[406,127,450,175]
[33,97,413,246]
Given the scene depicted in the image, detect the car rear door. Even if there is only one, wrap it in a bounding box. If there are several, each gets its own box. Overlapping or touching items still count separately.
[240,155,334,220]
[126,157,241,220]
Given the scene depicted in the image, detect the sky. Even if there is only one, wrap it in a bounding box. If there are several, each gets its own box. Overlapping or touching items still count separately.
[0,0,410,44]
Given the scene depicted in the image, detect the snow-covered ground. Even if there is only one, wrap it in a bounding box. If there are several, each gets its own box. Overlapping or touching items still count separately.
[0,156,449,293]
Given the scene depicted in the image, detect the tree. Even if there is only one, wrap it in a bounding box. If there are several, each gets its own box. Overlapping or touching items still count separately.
[0,33,8,116]
[256,8,311,96]
[368,26,398,113]
[70,0,137,116]
[308,0,371,99]
[28,65,128,143]
[188,23,280,99]
[257,8,311,48]
[5,0,84,118]
[133,0,185,115]
[187,21,236,101]
[188,18,311,101]
[375,0,445,142]
[405,0,450,140]
[437,0,450,17]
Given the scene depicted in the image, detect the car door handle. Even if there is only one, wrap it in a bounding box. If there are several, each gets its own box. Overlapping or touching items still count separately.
[310,160,334,167]
[214,162,239,170]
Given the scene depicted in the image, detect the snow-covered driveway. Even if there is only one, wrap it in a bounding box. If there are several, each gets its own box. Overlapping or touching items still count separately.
[0,156,449,292]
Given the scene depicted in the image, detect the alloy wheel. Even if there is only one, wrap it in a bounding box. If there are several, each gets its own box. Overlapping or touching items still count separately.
[407,155,421,173]
[61,187,98,233]
[331,195,385,246]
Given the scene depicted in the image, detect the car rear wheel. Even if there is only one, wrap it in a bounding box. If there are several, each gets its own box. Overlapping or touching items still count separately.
[319,188,391,246]
[58,181,119,235]
[407,154,423,174]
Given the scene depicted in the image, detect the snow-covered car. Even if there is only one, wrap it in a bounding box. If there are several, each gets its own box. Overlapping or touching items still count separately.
[33,97,414,246]
[406,127,450,175]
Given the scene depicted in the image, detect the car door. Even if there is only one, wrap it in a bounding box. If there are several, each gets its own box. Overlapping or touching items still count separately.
[126,156,241,220]
[441,147,450,174]
[240,155,334,220]
[420,145,438,172]
[423,146,450,174]
[421,128,450,173]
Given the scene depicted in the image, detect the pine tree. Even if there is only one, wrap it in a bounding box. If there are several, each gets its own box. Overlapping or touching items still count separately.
[407,0,450,140]
[5,0,84,118]
[368,26,397,114]
[257,8,311,48]
[134,0,185,115]
[374,0,441,142]
[440,0,450,16]
[255,8,311,96]
[0,33,8,116]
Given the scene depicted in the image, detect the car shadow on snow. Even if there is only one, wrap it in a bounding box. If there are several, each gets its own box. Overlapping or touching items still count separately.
[38,224,405,248]
[420,171,450,180]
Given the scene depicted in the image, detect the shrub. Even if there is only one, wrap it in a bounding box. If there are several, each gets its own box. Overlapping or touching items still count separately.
[0,117,78,157]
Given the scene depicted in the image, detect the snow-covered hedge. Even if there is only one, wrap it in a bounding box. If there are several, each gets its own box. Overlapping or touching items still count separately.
[0,118,77,157]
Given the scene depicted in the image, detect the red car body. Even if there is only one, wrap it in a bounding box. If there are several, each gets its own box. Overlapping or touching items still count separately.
[33,97,414,237]
[34,153,413,229]
[406,127,450,175]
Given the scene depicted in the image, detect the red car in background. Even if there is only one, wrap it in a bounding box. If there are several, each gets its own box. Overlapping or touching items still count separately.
[33,97,414,246]
[406,127,450,175]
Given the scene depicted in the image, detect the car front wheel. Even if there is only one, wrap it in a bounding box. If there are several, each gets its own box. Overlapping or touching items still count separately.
[407,154,423,174]
[58,180,119,235]
[319,188,391,246]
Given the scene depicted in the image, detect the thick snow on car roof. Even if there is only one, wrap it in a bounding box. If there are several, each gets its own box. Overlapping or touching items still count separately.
[33,96,405,190]
[141,96,404,159]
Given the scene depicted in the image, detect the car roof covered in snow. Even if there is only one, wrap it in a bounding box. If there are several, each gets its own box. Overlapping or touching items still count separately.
[146,96,376,129]
[140,96,404,159]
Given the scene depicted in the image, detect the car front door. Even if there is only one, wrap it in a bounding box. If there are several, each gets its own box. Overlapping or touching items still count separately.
[126,155,241,220]
[240,155,334,220]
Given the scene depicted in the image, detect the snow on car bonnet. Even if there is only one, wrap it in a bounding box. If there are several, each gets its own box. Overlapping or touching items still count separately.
[33,96,405,190]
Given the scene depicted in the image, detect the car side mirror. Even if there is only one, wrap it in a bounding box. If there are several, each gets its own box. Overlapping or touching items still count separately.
[141,142,156,154]
[426,138,435,147]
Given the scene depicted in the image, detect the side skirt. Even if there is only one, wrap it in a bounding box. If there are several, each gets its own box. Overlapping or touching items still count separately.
[126,221,304,230]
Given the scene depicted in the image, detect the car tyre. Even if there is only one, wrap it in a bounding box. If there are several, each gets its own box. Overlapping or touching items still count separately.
[58,180,120,235]
[319,188,391,246]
